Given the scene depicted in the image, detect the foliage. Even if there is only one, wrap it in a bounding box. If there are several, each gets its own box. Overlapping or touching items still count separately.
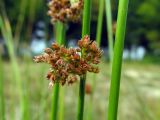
[1,0,160,54]
[126,0,160,53]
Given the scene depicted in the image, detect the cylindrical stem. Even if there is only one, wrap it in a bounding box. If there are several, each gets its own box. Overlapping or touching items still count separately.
[105,0,114,63]
[0,56,5,120]
[51,22,66,120]
[88,0,104,119]
[96,0,104,46]
[77,0,92,120]
[77,75,86,120]
[0,14,26,119]
[107,0,129,120]
[82,0,91,37]
[51,83,60,120]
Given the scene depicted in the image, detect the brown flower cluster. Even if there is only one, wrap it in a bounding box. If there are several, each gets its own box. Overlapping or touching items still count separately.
[33,35,103,86]
[48,0,83,23]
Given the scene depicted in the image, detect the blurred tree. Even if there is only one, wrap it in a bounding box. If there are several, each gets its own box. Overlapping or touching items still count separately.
[126,0,160,55]
[2,0,48,41]
[1,0,160,55]
[136,0,160,54]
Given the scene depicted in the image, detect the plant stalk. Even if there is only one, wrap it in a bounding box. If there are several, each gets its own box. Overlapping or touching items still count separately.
[105,0,114,63]
[14,0,27,51]
[0,14,26,120]
[82,0,91,37]
[77,0,92,120]
[51,83,60,120]
[107,0,129,120]
[88,0,104,119]
[96,0,104,47]
[51,22,66,120]
[58,87,65,120]
[0,56,5,120]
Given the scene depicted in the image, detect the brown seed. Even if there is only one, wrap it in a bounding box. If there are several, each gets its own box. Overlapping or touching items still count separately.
[85,83,92,94]
[34,35,103,87]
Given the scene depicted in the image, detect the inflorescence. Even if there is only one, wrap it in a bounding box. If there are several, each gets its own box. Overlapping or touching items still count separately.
[48,0,83,23]
[33,35,103,87]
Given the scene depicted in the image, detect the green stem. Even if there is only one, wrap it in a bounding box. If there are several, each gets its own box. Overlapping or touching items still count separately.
[77,75,86,120]
[23,58,31,120]
[0,14,26,119]
[58,23,66,45]
[58,87,65,120]
[51,22,66,120]
[107,0,129,120]
[88,0,104,119]
[77,0,92,120]
[0,56,5,120]
[51,83,60,120]
[96,0,104,46]
[82,0,91,37]
[14,0,27,51]
[39,65,46,120]
[105,0,114,63]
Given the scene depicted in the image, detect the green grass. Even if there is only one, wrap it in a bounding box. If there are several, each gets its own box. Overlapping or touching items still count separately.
[1,61,160,119]
[0,13,28,120]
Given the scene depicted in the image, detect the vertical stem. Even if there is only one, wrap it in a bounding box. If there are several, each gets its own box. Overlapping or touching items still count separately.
[59,23,66,120]
[51,22,66,120]
[77,0,91,120]
[58,87,65,120]
[105,0,114,63]
[107,0,129,120]
[14,0,27,51]
[0,56,5,120]
[0,14,26,120]
[77,75,86,120]
[82,0,91,37]
[96,0,104,46]
[39,65,47,120]
[88,0,104,119]
[25,0,38,42]
[23,58,31,120]
[51,83,60,120]
[58,23,66,45]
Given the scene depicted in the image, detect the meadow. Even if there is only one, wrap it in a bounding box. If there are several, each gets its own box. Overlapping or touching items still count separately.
[2,60,160,120]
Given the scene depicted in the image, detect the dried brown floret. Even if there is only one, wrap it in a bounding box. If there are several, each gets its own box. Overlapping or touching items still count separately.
[48,0,83,23]
[33,35,103,87]
[85,83,92,94]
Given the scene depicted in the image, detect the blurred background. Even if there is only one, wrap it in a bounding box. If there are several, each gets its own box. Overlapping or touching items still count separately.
[0,0,160,120]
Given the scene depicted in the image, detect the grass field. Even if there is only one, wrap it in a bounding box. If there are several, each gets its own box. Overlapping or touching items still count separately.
[2,60,160,120]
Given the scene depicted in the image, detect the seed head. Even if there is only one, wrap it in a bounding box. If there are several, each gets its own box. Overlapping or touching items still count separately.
[48,0,83,23]
[33,35,103,87]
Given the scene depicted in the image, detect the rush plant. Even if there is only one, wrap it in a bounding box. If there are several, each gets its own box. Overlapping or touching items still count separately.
[33,1,104,120]
[77,0,91,120]
[0,56,5,120]
[39,1,80,119]
[88,0,104,119]
[105,0,114,63]
[0,13,28,120]
[107,0,129,120]
[51,22,65,120]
